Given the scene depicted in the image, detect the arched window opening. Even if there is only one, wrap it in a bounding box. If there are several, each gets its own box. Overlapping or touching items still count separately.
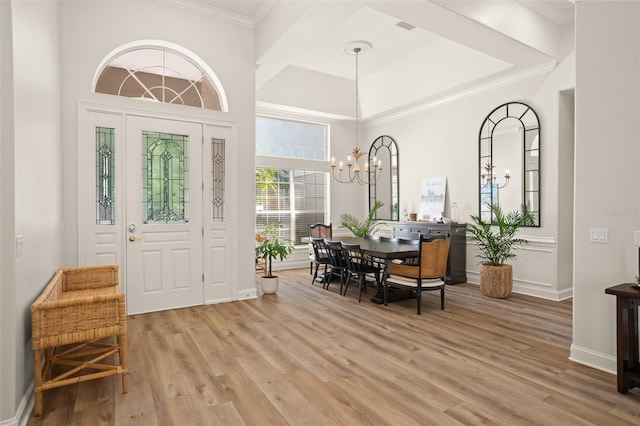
[94,43,227,111]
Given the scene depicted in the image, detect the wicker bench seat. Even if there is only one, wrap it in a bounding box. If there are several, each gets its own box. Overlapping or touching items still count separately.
[30,265,128,416]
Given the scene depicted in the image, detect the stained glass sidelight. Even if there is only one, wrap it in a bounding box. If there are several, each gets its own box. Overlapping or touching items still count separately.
[96,127,115,225]
[211,138,225,221]
[142,131,189,224]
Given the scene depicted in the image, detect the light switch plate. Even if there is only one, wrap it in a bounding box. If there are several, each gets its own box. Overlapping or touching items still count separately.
[634,231,640,246]
[590,228,608,243]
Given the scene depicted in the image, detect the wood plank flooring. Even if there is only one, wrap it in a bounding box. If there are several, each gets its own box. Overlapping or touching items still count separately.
[28,268,640,425]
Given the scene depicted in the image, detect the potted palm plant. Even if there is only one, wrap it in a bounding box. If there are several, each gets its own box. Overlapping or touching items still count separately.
[255,223,293,294]
[341,201,384,237]
[466,204,535,298]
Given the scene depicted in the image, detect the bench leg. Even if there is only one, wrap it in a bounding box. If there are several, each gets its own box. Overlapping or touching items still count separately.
[118,334,129,393]
[33,349,44,416]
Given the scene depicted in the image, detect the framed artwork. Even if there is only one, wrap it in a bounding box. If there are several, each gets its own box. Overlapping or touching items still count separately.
[418,176,446,221]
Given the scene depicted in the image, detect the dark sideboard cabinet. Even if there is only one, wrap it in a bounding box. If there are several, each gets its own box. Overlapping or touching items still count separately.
[393,222,467,284]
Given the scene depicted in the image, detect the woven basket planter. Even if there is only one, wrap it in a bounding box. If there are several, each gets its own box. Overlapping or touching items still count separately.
[479,264,513,298]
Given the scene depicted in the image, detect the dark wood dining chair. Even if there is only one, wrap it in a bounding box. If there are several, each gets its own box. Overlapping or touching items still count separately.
[341,242,381,303]
[308,223,332,273]
[324,240,347,294]
[383,234,449,314]
[309,237,331,288]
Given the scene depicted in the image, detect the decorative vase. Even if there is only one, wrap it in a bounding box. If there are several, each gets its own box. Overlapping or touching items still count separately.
[479,264,512,298]
[261,276,279,294]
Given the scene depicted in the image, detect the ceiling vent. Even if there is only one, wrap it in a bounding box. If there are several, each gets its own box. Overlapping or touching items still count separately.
[396,21,415,31]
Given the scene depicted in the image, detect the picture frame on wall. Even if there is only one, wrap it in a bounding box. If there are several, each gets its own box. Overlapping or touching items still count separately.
[418,176,446,221]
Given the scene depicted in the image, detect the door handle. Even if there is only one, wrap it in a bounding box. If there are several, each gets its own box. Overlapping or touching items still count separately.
[129,236,140,242]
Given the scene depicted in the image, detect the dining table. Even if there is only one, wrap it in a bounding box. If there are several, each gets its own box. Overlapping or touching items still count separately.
[327,236,420,304]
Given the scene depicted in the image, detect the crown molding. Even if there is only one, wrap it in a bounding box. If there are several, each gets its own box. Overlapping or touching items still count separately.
[258,62,559,127]
[155,0,255,29]
[256,101,352,124]
[367,61,558,126]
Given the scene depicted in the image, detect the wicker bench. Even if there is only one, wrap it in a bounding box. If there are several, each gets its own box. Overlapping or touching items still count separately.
[30,265,128,416]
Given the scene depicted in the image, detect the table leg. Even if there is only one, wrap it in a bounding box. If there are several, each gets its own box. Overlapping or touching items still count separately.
[617,296,628,393]
[618,296,640,393]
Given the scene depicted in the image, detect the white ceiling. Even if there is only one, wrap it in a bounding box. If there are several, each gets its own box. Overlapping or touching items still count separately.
[173,0,575,120]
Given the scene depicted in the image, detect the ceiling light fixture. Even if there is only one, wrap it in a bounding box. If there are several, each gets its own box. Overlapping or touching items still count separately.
[331,41,382,185]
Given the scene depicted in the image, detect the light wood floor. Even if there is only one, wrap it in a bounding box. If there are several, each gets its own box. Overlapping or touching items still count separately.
[28,268,640,425]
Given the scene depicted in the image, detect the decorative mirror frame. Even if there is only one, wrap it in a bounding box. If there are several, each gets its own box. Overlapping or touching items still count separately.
[478,101,540,226]
[369,135,399,221]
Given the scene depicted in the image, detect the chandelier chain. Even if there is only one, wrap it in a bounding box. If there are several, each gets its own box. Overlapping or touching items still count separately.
[330,41,382,185]
[355,47,360,150]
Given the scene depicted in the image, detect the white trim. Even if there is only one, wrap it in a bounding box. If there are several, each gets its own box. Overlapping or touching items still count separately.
[80,97,234,127]
[257,101,352,123]
[465,272,572,301]
[0,381,33,426]
[368,61,558,124]
[77,101,240,312]
[91,40,229,112]
[155,0,255,28]
[569,344,616,374]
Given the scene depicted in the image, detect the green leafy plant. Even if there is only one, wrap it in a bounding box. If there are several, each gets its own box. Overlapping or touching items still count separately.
[340,201,384,237]
[466,204,535,266]
[255,223,293,278]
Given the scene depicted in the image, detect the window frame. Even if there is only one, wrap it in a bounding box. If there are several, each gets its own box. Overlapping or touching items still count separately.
[255,115,330,247]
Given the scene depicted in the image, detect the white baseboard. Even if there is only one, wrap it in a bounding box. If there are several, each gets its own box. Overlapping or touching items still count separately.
[466,271,572,301]
[569,344,616,374]
[237,288,257,300]
[0,381,33,426]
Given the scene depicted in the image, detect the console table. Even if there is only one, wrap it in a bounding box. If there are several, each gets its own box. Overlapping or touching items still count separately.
[393,222,467,284]
[605,283,640,393]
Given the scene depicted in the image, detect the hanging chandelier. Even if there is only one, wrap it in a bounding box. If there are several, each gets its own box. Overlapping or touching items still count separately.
[331,41,382,185]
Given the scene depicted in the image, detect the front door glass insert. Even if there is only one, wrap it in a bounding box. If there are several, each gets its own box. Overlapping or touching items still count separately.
[142,131,189,224]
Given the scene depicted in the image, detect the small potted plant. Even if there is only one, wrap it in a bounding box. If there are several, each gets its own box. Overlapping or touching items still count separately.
[466,204,535,298]
[255,223,293,294]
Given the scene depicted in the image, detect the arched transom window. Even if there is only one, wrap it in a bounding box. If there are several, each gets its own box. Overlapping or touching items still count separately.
[94,42,227,111]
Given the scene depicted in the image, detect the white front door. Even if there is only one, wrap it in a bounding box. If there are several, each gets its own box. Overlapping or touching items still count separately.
[125,116,203,314]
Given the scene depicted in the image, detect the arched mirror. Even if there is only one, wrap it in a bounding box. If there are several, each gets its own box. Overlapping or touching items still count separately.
[369,135,399,220]
[479,101,540,226]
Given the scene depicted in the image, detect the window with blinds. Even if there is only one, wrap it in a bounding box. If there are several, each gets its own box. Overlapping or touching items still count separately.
[256,117,328,245]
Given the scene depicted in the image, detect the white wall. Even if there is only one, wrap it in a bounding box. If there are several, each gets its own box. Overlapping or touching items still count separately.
[0,1,17,423]
[362,54,575,300]
[2,1,63,423]
[571,1,640,372]
[59,0,257,297]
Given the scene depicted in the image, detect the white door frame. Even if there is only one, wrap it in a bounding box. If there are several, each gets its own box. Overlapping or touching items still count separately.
[77,101,239,313]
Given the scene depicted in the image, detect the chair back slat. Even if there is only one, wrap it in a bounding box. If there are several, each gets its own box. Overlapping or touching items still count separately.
[324,240,346,268]
[309,223,332,238]
[310,237,330,261]
[341,243,368,271]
